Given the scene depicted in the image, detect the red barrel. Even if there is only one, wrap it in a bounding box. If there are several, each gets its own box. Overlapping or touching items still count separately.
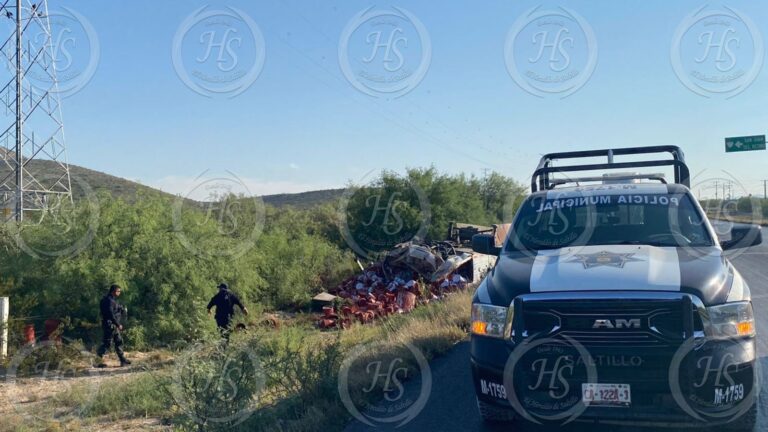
[24,324,35,345]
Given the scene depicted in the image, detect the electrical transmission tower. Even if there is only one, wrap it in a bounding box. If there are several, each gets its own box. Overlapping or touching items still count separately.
[0,0,71,223]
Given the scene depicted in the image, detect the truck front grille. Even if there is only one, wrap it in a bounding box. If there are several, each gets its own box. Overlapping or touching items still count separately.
[516,293,703,348]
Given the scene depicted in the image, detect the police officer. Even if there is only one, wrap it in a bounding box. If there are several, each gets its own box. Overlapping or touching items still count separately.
[97,284,131,367]
[207,283,248,339]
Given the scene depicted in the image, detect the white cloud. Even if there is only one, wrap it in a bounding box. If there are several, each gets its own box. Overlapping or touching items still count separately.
[289,162,300,170]
[148,174,338,201]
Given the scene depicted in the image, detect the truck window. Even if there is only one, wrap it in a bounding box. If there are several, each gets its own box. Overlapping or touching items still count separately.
[507,192,714,251]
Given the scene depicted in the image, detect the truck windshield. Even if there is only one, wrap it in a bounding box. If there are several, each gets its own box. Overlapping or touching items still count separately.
[507,192,714,251]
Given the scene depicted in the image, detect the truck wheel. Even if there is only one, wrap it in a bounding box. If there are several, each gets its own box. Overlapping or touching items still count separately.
[723,402,758,431]
[476,397,516,423]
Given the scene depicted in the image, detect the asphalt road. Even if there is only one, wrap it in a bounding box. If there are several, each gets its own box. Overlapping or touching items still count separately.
[346,227,768,432]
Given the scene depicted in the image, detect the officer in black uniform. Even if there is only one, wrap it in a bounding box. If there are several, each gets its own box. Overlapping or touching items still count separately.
[207,283,248,339]
[97,284,131,367]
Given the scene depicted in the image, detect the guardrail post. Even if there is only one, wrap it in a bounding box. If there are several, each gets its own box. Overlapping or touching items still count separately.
[0,297,8,358]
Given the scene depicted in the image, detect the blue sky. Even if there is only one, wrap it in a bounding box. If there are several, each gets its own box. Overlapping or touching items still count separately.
[33,0,768,199]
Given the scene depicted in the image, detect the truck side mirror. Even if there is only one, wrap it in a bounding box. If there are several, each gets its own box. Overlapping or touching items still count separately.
[472,234,500,256]
[721,223,763,251]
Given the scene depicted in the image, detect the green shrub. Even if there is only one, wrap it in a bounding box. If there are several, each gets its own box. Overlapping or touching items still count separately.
[0,193,355,347]
[343,167,525,249]
[259,328,342,404]
[170,339,266,432]
[9,341,92,378]
[0,167,521,349]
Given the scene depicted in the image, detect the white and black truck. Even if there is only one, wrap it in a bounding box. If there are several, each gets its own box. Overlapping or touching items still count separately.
[470,146,762,430]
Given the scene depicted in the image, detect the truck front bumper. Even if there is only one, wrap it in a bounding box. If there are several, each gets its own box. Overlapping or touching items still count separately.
[471,335,758,427]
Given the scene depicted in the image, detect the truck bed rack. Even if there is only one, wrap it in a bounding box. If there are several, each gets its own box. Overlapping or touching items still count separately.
[548,173,668,188]
[531,146,690,192]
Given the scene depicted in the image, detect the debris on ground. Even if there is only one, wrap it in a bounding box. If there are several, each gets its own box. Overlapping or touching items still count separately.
[257,313,282,330]
[315,237,498,330]
[311,292,337,311]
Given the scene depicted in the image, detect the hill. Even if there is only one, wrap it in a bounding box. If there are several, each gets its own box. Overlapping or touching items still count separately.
[0,158,344,208]
[260,188,345,208]
[1,159,178,202]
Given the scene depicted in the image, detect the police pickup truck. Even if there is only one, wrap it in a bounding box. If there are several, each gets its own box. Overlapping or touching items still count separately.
[470,146,762,429]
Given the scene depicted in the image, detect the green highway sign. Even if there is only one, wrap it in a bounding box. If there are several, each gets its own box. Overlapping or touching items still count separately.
[725,135,766,152]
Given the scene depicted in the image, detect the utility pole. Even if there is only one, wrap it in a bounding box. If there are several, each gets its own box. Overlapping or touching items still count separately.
[0,297,7,359]
[763,179,767,200]
[0,1,71,223]
[14,0,22,222]
[714,180,719,200]
[480,168,490,210]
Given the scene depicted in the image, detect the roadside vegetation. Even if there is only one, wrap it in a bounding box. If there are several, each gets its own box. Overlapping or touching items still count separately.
[701,197,768,225]
[0,167,522,431]
[0,167,522,350]
[1,290,473,432]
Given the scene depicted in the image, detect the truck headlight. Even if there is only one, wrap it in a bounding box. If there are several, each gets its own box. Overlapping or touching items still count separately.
[707,301,755,339]
[471,303,512,338]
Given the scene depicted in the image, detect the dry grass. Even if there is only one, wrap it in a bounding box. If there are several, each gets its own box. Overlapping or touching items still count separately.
[257,289,473,432]
[1,290,475,432]
[706,212,768,226]
[220,289,474,432]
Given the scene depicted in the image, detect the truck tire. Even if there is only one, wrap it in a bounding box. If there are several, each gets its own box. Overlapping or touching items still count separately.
[723,402,758,432]
[476,397,516,423]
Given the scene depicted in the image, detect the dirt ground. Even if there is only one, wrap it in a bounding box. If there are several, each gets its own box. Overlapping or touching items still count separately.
[0,351,172,432]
